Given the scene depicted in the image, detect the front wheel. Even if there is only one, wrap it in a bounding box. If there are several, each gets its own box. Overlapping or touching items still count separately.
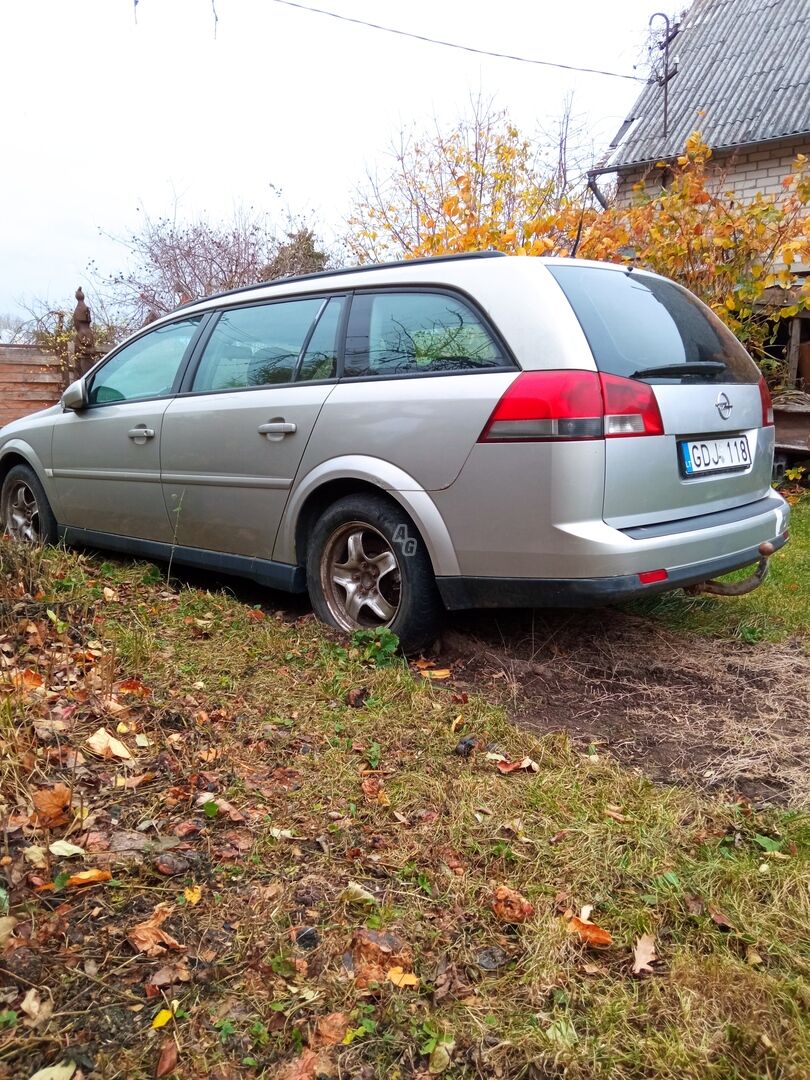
[1,464,58,545]
[306,493,443,653]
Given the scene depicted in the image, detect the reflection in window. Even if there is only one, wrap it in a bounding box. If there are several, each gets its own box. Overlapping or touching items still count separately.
[192,299,323,392]
[298,297,344,381]
[89,317,202,404]
[344,292,503,377]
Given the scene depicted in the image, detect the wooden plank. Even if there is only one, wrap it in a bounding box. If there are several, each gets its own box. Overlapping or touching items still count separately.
[0,370,64,384]
[787,316,802,387]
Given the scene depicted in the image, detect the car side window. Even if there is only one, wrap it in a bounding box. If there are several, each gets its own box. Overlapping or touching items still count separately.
[343,291,505,378]
[192,298,324,392]
[88,317,203,405]
[297,297,344,381]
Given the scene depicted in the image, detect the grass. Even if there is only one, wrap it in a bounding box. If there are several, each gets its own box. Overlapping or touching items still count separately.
[626,492,810,643]
[0,524,808,1079]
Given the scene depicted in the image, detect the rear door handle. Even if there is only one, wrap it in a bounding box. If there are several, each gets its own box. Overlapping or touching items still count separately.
[127,426,155,439]
[258,421,297,435]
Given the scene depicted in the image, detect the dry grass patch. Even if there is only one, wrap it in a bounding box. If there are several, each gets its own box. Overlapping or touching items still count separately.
[0,541,808,1079]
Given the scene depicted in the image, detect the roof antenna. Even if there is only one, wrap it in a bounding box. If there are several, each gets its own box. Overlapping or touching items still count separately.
[649,12,680,139]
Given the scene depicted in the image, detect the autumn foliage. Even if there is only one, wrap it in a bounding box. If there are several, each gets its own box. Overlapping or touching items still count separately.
[351,120,810,367]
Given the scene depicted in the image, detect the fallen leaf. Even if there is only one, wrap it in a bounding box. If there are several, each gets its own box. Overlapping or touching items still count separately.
[275,1050,333,1080]
[195,792,245,822]
[495,756,540,774]
[490,885,535,924]
[135,733,151,748]
[149,958,191,988]
[23,845,49,869]
[360,777,390,806]
[685,894,705,916]
[311,1011,349,1048]
[0,915,18,947]
[387,965,420,988]
[566,914,613,948]
[152,1008,173,1030]
[48,841,85,858]
[21,986,53,1029]
[115,772,156,789]
[428,1039,455,1074]
[103,586,119,601]
[14,668,44,692]
[548,830,570,845]
[709,906,734,931]
[605,807,631,823]
[64,868,111,888]
[350,928,413,989]
[87,727,132,761]
[420,668,452,680]
[183,885,202,906]
[155,1038,178,1078]
[27,1063,77,1080]
[339,881,378,907]
[128,903,185,956]
[345,687,370,708]
[119,677,150,697]
[746,945,764,967]
[632,933,657,975]
[268,827,296,841]
[32,783,72,828]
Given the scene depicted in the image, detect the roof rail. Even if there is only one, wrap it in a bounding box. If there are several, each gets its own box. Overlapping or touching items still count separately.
[177,250,508,309]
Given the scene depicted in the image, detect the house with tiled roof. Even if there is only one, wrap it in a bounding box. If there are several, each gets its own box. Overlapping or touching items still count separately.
[590,0,810,395]
[592,0,810,205]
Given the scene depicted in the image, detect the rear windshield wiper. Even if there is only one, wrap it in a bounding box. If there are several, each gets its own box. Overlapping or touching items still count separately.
[630,361,727,378]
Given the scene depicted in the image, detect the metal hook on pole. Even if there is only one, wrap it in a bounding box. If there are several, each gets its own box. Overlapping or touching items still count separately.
[649,12,680,139]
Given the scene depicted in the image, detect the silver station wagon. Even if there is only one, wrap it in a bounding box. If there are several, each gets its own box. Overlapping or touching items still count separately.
[0,253,790,650]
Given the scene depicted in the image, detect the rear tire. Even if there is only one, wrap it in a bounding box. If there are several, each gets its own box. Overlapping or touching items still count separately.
[1,464,58,545]
[306,493,443,654]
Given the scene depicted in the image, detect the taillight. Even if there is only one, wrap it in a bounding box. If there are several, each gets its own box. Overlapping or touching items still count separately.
[479,371,664,442]
[758,376,774,427]
[600,373,664,437]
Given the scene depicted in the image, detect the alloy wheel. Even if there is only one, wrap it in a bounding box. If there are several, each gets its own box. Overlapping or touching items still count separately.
[320,520,402,631]
[4,480,42,544]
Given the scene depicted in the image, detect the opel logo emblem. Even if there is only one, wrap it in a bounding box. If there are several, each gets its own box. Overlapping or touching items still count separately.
[715,391,733,420]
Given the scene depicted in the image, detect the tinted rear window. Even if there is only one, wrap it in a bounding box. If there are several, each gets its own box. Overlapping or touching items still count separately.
[548,265,760,384]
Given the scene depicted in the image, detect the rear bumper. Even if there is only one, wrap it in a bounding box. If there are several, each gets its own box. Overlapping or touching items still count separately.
[436,531,788,609]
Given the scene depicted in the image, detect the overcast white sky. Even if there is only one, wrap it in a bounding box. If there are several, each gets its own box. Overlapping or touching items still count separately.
[0,0,668,318]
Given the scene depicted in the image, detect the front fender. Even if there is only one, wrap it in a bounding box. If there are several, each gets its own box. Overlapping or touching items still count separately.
[0,438,58,509]
[275,455,461,577]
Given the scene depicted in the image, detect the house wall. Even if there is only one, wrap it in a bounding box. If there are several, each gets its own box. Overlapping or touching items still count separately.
[615,140,810,204]
[0,345,63,429]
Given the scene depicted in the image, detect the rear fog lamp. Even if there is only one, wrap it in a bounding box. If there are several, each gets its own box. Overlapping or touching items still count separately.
[638,569,668,584]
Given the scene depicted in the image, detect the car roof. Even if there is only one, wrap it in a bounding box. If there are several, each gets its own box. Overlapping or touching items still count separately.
[155,252,649,326]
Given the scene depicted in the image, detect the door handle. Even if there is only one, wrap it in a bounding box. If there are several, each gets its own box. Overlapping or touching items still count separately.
[258,421,297,435]
[127,426,155,439]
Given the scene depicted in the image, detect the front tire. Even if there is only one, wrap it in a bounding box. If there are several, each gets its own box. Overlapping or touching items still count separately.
[1,464,58,545]
[306,493,443,653]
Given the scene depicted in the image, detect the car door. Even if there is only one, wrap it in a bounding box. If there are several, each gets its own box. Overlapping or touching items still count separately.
[49,315,206,542]
[159,295,344,558]
[292,287,517,490]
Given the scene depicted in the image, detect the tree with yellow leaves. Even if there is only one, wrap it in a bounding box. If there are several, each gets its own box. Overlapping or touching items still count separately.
[349,118,810,367]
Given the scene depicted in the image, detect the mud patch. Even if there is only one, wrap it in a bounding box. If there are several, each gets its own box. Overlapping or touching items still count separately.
[442,609,810,807]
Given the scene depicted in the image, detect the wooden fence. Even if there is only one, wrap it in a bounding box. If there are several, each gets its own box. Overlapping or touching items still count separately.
[0,345,64,429]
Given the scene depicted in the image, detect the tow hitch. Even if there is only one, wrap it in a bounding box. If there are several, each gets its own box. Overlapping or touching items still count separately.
[685,542,775,597]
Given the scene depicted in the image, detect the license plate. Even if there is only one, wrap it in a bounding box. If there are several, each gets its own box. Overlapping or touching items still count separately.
[679,435,752,476]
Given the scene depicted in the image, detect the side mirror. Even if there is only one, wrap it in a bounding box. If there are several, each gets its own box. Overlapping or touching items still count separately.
[61,379,88,412]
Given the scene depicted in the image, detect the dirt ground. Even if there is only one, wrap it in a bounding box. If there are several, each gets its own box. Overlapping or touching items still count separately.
[441,609,810,808]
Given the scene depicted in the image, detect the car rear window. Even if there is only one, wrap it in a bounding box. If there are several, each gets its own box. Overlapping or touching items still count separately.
[548,264,760,384]
[344,290,506,377]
